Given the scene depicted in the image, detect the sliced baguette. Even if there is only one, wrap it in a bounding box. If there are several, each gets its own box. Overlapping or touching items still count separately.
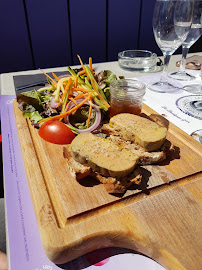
[109,113,167,152]
[70,132,139,178]
[63,145,91,180]
[63,145,142,193]
[94,165,142,194]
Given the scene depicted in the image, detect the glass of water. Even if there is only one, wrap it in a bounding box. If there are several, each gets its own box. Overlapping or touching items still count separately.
[169,0,202,81]
[147,0,194,93]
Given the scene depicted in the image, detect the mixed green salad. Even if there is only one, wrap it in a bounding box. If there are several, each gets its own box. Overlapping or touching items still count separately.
[17,56,118,144]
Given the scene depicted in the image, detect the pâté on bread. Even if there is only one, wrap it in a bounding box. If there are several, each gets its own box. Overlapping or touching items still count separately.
[63,113,170,194]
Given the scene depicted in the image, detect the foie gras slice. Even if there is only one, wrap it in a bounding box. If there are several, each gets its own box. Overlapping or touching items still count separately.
[109,113,167,152]
[70,132,139,178]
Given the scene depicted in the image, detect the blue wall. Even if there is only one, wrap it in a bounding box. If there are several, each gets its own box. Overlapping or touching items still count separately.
[0,0,201,74]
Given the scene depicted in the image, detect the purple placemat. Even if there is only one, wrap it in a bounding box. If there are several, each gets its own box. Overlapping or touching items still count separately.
[1,95,166,270]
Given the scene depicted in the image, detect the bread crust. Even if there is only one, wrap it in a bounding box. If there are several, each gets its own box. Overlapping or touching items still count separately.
[63,145,91,180]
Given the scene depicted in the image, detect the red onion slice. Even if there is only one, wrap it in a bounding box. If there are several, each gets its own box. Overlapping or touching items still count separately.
[64,99,102,133]
[50,97,62,111]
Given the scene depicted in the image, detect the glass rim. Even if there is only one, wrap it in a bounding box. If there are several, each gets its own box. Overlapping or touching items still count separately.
[118,50,157,60]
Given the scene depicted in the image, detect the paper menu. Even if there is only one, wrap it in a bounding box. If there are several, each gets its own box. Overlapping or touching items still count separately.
[137,73,202,137]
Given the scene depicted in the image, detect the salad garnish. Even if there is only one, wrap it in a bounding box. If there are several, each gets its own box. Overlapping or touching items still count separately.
[17,55,118,136]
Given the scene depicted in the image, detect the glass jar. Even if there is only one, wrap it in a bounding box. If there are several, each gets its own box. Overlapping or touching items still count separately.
[110,79,146,118]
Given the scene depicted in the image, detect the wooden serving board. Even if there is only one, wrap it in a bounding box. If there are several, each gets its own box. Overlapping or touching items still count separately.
[13,100,202,269]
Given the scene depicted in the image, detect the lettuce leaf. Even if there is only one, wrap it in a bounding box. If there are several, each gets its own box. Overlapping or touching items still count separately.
[17,90,45,112]
[22,111,43,123]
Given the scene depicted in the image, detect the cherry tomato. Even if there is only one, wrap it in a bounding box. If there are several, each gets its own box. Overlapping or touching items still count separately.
[38,120,75,144]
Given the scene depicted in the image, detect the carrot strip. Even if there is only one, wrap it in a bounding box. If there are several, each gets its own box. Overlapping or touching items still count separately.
[77,55,85,70]
[72,87,94,93]
[74,93,89,100]
[74,76,78,87]
[91,80,110,108]
[78,70,86,75]
[69,97,78,105]
[66,96,90,115]
[39,96,90,124]
[64,100,71,113]
[60,78,72,102]
[86,100,93,128]
[39,68,57,86]
[78,69,94,75]
[52,72,60,81]
[56,78,72,107]
[89,57,93,72]
[77,55,90,80]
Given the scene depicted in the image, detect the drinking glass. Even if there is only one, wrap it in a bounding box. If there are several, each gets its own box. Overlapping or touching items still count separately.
[169,0,202,81]
[147,0,194,93]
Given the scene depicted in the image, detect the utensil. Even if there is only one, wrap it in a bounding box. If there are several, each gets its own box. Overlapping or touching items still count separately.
[147,0,194,93]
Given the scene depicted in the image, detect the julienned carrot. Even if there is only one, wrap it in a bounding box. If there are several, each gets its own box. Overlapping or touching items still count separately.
[69,97,77,105]
[74,93,89,100]
[91,80,110,108]
[71,87,94,93]
[78,69,94,76]
[78,70,95,76]
[77,55,85,70]
[39,96,90,124]
[39,68,57,86]
[78,70,86,75]
[64,100,71,113]
[77,55,90,80]
[74,76,78,87]
[86,98,93,128]
[52,72,60,81]
[59,78,72,104]
[66,96,90,115]
[89,57,93,72]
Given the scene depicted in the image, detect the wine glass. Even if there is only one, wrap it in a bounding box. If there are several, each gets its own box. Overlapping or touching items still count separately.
[147,0,194,93]
[169,0,202,81]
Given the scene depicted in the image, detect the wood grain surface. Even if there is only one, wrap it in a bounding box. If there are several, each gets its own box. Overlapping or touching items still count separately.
[13,100,202,269]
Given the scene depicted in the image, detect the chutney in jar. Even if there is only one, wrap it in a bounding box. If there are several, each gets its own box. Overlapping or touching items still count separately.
[109,79,146,118]
[110,99,142,117]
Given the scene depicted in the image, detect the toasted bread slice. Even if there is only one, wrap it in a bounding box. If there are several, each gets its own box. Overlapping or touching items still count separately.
[106,114,167,152]
[63,145,91,180]
[63,145,142,193]
[94,173,132,193]
[94,166,142,193]
[70,132,139,178]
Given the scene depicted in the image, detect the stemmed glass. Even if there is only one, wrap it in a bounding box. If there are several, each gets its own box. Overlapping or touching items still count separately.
[169,0,202,81]
[147,0,194,93]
